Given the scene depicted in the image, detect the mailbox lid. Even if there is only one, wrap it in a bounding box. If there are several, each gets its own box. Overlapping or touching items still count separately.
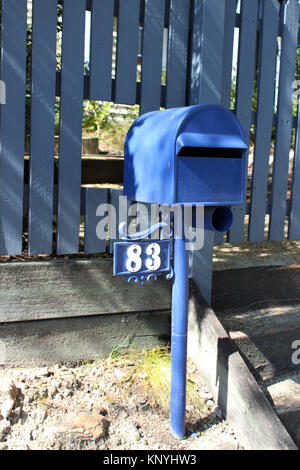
[175,105,247,157]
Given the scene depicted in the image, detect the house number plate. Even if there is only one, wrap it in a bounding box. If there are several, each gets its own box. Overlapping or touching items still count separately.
[113,240,172,281]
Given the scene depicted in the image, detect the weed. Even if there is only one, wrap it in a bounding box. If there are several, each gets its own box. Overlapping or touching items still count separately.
[109,335,134,361]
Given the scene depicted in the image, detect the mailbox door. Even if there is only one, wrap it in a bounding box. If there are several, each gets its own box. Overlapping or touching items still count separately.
[177,155,245,205]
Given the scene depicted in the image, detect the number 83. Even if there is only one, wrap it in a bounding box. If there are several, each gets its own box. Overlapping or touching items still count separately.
[126,243,161,273]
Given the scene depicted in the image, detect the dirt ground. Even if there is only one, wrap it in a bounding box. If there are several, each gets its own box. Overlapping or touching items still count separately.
[214,237,300,271]
[0,358,241,451]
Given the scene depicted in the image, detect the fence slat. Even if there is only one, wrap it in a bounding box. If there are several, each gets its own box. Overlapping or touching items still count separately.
[189,0,225,304]
[109,188,129,253]
[228,0,259,243]
[189,0,203,106]
[84,187,108,253]
[28,0,58,255]
[221,0,237,108]
[89,0,114,101]
[115,0,140,105]
[248,0,279,242]
[139,0,165,115]
[56,0,85,254]
[165,0,190,109]
[0,0,27,255]
[207,0,229,246]
[190,0,227,245]
[192,0,226,105]
[269,0,298,241]
[289,102,300,240]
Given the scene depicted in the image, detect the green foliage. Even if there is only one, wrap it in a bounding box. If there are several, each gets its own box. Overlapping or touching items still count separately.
[82,102,139,154]
[55,99,60,136]
[230,72,236,111]
[56,5,63,71]
[83,101,113,136]
[124,104,140,121]
[161,68,166,86]
[293,46,300,118]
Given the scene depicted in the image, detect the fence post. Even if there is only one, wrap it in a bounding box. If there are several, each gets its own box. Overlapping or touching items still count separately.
[188,0,226,304]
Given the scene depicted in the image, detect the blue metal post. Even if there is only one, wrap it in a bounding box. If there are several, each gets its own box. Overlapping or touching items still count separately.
[170,216,188,438]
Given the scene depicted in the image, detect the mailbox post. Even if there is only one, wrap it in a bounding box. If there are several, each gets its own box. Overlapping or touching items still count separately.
[114,104,247,438]
[170,216,189,438]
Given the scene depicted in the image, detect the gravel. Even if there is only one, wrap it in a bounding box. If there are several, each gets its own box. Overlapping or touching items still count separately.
[0,359,242,450]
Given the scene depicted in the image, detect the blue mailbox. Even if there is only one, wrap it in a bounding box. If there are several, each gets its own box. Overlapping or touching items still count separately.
[124,104,247,206]
[117,104,248,440]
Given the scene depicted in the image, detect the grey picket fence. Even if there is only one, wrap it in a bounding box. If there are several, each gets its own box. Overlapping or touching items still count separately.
[0,0,299,259]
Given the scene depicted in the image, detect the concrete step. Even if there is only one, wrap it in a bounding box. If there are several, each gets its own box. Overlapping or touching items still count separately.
[212,265,300,380]
[188,279,297,450]
[261,371,300,447]
[212,265,300,447]
[217,305,300,380]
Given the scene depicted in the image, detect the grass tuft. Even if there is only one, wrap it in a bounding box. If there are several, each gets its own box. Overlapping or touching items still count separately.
[111,346,205,414]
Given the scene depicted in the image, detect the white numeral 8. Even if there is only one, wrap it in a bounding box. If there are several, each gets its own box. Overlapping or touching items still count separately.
[126,244,142,273]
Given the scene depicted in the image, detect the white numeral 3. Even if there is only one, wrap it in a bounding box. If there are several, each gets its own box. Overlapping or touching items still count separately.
[146,243,161,271]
